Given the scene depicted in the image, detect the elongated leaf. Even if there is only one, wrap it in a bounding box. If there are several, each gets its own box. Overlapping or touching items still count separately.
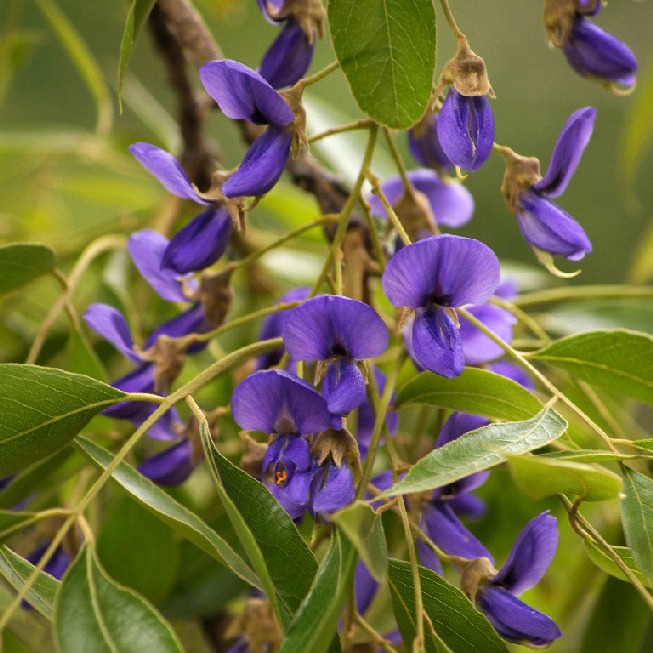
[277,531,355,653]
[55,545,182,652]
[118,0,157,103]
[542,449,647,463]
[0,243,55,295]
[328,0,436,129]
[395,368,541,420]
[35,0,112,135]
[533,330,653,405]
[199,418,302,627]
[330,501,387,582]
[0,365,124,476]
[585,541,651,589]
[507,454,622,501]
[0,511,39,545]
[0,545,60,618]
[621,467,653,582]
[388,559,508,653]
[75,436,260,590]
[629,439,653,452]
[384,407,567,496]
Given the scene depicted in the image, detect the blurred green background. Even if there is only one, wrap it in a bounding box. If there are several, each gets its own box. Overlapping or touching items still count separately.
[1,2,653,652]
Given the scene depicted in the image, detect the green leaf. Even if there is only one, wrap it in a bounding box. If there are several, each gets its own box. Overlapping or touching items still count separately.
[532,330,653,405]
[0,365,125,476]
[507,454,622,501]
[395,368,541,421]
[75,436,260,590]
[328,0,436,129]
[277,531,356,653]
[388,559,508,653]
[118,0,157,104]
[199,416,318,625]
[585,541,651,588]
[98,498,179,603]
[628,439,653,452]
[54,545,182,652]
[330,501,387,582]
[541,449,647,463]
[621,467,653,582]
[0,512,39,545]
[0,545,60,618]
[0,243,54,295]
[384,407,567,497]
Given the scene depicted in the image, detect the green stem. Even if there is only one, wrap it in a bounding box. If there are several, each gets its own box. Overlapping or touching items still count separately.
[358,196,386,270]
[513,284,653,308]
[438,0,464,40]
[365,171,411,246]
[296,60,340,89]
[308,118,374,144]
[383,127,411,192]
[457,308,619,453]
[489,296,552,345]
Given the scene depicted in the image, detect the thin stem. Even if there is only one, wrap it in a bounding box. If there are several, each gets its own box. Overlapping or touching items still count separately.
[124,392,167,404]
[0,337,283,633]
[308,119,374,144]
[358,196,386,271]
[489,296,552,345]
[558,494,653,612]
[355,614,400,653]
[383,127,411,192]
[457,308,619,454]
[365,171,411,246]
[513,284,653,308]
[234,216,338,270]
[296,61,340,89]
[438,0,464,40]
[27,234,127,364]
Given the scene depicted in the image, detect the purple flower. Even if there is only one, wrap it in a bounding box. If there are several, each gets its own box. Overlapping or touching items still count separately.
[417,412,491,573]
[459,281,517,366]
[138,439,196,486]
[256,287,310,369]
[231,369,331,437]
[382,235,500,377]
[281,295,388,415]
[259,20,314,89]
[368,169,474,230]
[408,113,454,173]
[490,361,535,391]
[476,513,562,647]
[309,456,355,516]
[515,107,595,261]
[437,88,495,171]
[563,16,636,89]
[199,60,295,198]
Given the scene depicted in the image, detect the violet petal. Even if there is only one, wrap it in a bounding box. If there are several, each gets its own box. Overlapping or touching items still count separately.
[408,114,454,172]
[534,107,596,198]
[382,235,501,309]
[416,538,444,575]
[232,369,330,435]
[411,306,464,378]
[323,358,366,415]
[128,229,188,302]
[138,440,195,486]
[162,206,233,274]
[477,585,562,647]
[83,303,140,363]
[144,303,208,350]
[259,20,314,89]
[437,89,495,172]
[354,561,379,616]
[129,143,207,204]
[460,304,516,365]
[489,361,535,391]
[492,512,558,595]
[517,191,592,261]
[199,59,294,126]
[311,461,355,514]
[282,294,388,362]
[223,126,293,198]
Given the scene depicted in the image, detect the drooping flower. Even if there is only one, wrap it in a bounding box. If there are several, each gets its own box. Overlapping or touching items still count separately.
[472,513,562,647]
[309,456,355,516]
[199,60,296,198]
[562,17,637,91]
[382,235,500,377]
[281,295,388,415]
[417,412,491,574]
[138,439,196,487]
[502,107,595,262]
[368,169,474,233]
[437,87,495,172]
[231,369,331,519]
[408,112,454,173]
